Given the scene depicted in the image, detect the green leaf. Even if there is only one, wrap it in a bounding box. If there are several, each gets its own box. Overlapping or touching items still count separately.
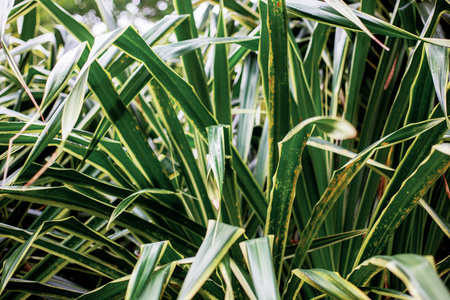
[356,143,450,264]
[266,117,356,278]
[293,268,370,299]
[125,241,168,300]
[285,0,450,47]
[289,118,444,272]
[348,254,450,300]
[284,229,367,258]
[83,53,174,191]
[77,276,130,300]
[436,255,450,278]
[114,27,216,137]
[0,186,199,256]
[0,216,132,293]
[230,258,257,300]
[107,14,188,77]
[266,0,290,190]
[361,287,413,300]
[38,0,94,45]
[0,220,126,285]
[154,37,259,60]
[287,27,317,120]
[206,125,227,209]
[213,1,231,128]
[419,199,450,239]
[7,1,38,25]
[107,189,185,230]
[41,42,87,108]
[178,220,244,299]
[0,0,14,37]
[324,0,388,50]
[425,44,450,127]
[172,0,211,111]
[258,0,269,102]
[149,79,214,223]
[4,99,65,186]
[0,224,41,293]
[3,278,83,299]
[240,236,280,300]
[111,26,267,225]
[62,26,127,141]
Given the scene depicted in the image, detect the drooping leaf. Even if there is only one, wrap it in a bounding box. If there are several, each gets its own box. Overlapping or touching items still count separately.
[285,0,450,47]
[293,268,370,299]
[107,189,185,230]
[324,0,388,50]
[348,254,450,300]
[266,117,356,278]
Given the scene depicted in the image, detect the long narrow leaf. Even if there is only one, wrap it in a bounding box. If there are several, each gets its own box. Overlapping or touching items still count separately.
[348,254,450,299]
[266,117,356,278]
[178,220,244,299]
[240,236,280,300]
[289,118,444,273]
[356,143,450,264]
[293,269,369,299]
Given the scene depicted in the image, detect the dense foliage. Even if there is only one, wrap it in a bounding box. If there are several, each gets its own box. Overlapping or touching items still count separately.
[0,0,449,299]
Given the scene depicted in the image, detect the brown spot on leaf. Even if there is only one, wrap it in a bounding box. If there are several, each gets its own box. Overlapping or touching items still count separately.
[384,54,398,90]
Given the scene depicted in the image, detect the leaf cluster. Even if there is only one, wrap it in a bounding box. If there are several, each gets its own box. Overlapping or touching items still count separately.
[0,0,449,299]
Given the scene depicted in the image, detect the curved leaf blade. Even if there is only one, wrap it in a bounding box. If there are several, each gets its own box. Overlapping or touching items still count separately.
[266,117,356,278]
[0,0,14,37]
[207,125,227,209]
[288,118,444,273]
[324,0,388,50]
[178,220,244,300]
[107,189,183,230]
[154,36,259,60]
[425,44,450,127]
[77,276,129,300]
[293,269,369,300]
[349,254,450,300]
[41,42,87,108]
[125,241,167,300]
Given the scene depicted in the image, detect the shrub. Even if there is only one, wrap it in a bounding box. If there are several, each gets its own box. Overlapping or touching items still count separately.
[0,0,449,299]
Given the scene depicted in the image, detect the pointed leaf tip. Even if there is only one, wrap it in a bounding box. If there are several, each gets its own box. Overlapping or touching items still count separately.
[0,0,14,37]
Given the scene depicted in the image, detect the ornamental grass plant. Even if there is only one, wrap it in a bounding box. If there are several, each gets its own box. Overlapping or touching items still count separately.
[0,0,449,299]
